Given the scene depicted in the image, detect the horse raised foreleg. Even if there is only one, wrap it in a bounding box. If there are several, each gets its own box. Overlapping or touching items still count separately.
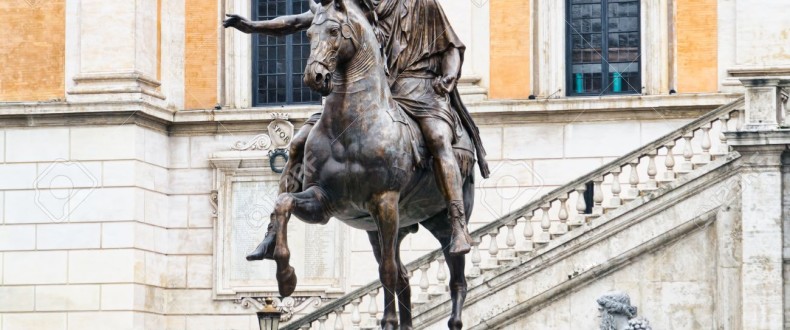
[250,187,329,297]
[369,191,401,330]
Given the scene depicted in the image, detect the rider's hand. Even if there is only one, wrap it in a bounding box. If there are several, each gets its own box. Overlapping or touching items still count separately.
[223,14,253,33]
[433,75,457,96]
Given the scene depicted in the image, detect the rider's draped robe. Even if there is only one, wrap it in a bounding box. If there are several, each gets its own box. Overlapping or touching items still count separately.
[374,0,490,178]
[307,0,490,177]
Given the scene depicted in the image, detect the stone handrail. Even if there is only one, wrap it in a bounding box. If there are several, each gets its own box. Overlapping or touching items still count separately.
[282,97,746,330]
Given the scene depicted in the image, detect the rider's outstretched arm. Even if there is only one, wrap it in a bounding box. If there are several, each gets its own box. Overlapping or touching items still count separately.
[223,11,314,36]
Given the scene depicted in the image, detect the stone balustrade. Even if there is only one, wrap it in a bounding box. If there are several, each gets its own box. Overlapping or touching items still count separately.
[280,97,746,330]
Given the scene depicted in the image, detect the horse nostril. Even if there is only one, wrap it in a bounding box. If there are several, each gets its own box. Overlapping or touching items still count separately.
[325,73,332,83]
[315,73,323,83]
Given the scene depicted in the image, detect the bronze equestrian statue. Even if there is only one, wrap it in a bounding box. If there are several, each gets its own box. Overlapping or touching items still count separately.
[224,0,489,329]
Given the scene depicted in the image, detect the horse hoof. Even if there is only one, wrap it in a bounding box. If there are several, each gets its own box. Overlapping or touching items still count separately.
[277,266,298,297]
[448,318,463,330]
[246,232,276,261]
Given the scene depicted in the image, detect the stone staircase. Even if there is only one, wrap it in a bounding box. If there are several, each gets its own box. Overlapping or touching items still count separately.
[280,97,746,330]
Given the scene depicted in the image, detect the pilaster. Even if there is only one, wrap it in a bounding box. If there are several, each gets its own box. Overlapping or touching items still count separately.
[66,0,164,104]
[728,133,790,329]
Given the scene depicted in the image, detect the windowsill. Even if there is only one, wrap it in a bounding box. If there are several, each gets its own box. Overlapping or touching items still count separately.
[470,92,743,114]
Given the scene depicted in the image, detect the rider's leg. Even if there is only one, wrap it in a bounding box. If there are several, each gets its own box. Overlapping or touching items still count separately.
[417,117,472,255]
[279,113,320,193]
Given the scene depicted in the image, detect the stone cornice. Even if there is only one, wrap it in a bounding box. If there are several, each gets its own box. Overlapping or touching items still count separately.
[0,93,741,134]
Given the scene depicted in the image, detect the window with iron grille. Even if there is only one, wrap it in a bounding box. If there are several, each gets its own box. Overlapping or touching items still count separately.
[566,0,641,96]
[252,0,322,106]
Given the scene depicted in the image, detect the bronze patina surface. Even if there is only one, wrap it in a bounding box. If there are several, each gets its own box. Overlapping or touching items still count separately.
[225,1,489,328]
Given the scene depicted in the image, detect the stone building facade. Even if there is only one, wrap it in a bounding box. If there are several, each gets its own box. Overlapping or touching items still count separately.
[1,0,789,329]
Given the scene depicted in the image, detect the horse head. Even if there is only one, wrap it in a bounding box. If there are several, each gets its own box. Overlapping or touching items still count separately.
[304,0,377,95]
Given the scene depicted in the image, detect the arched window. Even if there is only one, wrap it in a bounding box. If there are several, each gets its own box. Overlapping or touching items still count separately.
[252,0,322,106]
[566,0,641,96]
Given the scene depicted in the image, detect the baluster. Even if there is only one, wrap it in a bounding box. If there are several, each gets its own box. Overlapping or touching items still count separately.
[499,218,517,261]
[364,289,378,328]
[677,132,694,174]
[642,150,658,191]
[555,195,570,236]
[350,298,361,330]
[605,168,622,212]
[431,256,448,295]
[481,228,500,269]
[334,308,345,330]
[535,204,552,245]
[467,236,482,278]
[516,216,534,255]
[300,323,312,330]
[591,179,604,216]
[414,264,430,303]
[693,124,712,167]
[570,186,586,228]
[717,115,730,156]
[318,315,328,330]
[658,141,676,183]
[622,159,640,201]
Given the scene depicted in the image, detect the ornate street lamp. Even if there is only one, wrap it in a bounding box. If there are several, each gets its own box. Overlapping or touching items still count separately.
[256,297,282,330]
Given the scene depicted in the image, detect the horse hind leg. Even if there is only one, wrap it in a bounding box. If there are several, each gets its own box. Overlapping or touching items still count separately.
[248,187,329,297]
[396,224,418,330]
[419,177,474,330]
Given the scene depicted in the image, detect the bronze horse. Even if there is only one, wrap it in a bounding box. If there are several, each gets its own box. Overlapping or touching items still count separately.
[258,0,478,328]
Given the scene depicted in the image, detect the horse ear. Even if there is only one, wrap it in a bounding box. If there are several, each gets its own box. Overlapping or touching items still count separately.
[309,0,320,13]
[334,0,346,12]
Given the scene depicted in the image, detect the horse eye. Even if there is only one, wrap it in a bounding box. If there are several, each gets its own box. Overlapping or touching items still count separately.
[330,28,339,37]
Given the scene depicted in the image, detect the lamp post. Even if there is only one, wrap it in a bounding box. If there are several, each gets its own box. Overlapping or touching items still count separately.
[256,297,282,330]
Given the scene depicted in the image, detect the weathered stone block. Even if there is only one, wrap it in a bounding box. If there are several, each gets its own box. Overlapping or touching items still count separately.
[35,284,100,311]
[0,225,36,251]
[502,124,564,159]
[187,255,213,289]
[70,126,139,161]
[67,311,136,330]
[169,169,213,194]
[37,223,101,250]
[188,194,214,228]
[478,126,503,160]
[169,136,191,169]
[565,122,641,157]
[35,161,101,190]
[5,128,69,162]
[169,195,190,228]
[0,164,37,190]
[3,312,66,330]
[68,187,141,222]
[4,251,67,285]
[533,158,602,185]
[0,286,35,312]
[68,249,139,284]
[167,229,212,255]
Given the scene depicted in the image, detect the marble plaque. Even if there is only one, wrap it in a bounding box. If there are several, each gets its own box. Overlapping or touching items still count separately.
[226,180,343,290]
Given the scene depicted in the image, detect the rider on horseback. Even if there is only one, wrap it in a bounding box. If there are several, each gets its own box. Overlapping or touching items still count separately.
[224,0,490,256]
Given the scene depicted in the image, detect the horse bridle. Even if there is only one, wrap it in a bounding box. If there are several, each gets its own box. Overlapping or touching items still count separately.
[307,7,362,75]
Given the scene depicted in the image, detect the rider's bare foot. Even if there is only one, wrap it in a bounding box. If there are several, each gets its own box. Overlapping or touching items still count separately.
[246,223,277,261]
[448,200,471,256]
